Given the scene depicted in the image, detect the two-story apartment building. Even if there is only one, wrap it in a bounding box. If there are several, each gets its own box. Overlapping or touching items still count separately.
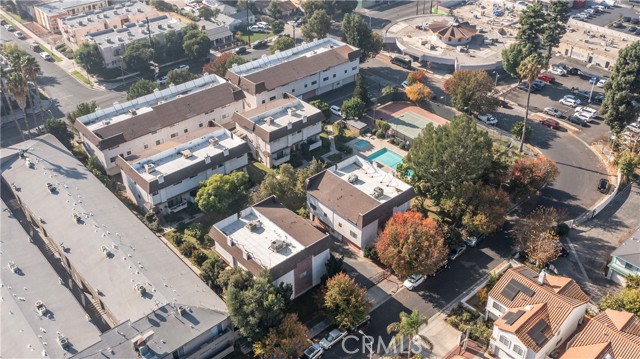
[116,126,250,215]
[232,94,323,167]
[84,14,185,69]
[59,2,160,49]
[34,0,108,33]
[209,196,332,298]
[487,266,590,359]
[607,228,640,286]
[75,74,246,175]
[225,37,361,108]
[305,155,415,252]
[561,309,640,359]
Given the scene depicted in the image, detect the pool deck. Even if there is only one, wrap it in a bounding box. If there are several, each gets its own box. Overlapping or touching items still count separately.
[347,135,408,161]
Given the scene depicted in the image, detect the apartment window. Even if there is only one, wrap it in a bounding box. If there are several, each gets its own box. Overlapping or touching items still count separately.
[323,211,327,217]
[156,140,161,145]
[338,223,342,228]
[184,129,188,133]
[352,66,357,71]
[262,100,266,104]
[309,203,317,210]
[299,271,307,278]
[498,335,510,347]
[344,69,347,74]
[311,80,317,85]
[143,144,148,149]
[126,151,131,156]
[625,261,635,270]
[323,76,329,81]
[151,191,158,196]
[110,156,116,163]
[222,114,229,119]
[199,123,203,128]
[305,84,308,88]
[492,301,506,313]
[512,344,524,357]
[171,132,178,138]
[333,74,336,78]
[350,231,356,238]
[269,96,276,101]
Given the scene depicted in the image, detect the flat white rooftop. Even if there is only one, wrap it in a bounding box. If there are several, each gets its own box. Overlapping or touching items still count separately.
[62,2,151,28]
[87,15,185,48]
[247,97,320,132]
[230,37,350,77]
[130,127,244,181]
[331,156,412,203]
[215,208,305,270]
[1,201,102,359]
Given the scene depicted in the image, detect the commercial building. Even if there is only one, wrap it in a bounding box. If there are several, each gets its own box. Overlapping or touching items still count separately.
[606,228,640,286]
[116,126,250,215]
[561,309,640,359]
[0,135,235,359]
[486,266,590,359]
[60,2,160,49]
[305,155,414,252]
[232,94,323,168]
[74,74,246,176]
[84,14,185,69]
[33,0,108,33]
[226,38,361,108]
[209,196,331,298]
[1,201,102,359]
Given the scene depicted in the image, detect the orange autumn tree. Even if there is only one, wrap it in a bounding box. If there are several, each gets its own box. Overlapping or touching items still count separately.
[253,313,309,359]
[375,211,448,279]
[509,155,559,197]
[406,69,428,85]
[405,83,433,103]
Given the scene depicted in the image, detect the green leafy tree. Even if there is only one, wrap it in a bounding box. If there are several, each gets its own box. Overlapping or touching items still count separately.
[127,79,158,100]
[66,101,97,124]
[199,6,220,20]
[302,8,331,42]
[227,271,288,342]
[200,256,225,289]
[301,0,325,18]
[407,115,494,203]
[271,20,285,34]
[386,311,428,356]
[323,272,371,329]
[617,151,640,180]
[167,69,197,85]
[45,119,73,147]
[440,182,509,235]
[341,97,365,120]
[123,41,155,74]
[6,71,30,136]
[352,74,370,106]
[599,276,640,316]
[267,0,283,19]
[203,53,247,77]
[541,1,570,61]
[150,0,174,11]
[163,30,186,61]
[511,121,532,140]
[341,13,383,61]
[517,53,546,152]
[183,28,211,60]
[502,42,528,79]
[310,99,331,121]
[602,41,640,135]
[74,42,105,75]
[382,85,395,96]
[332,0,358,14]
[196,171,250,214]
[217,267,254,295]
[253,313,308,359]
[179,241,197,258]
[324,253,345,280]
[375,211,448,279]
[516,2,545,55]
[270,37,295,54]
[443,70,499,115]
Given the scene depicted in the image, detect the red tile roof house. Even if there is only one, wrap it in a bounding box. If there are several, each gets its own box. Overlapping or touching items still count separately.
[561,309,640,359]
[305,155,415,253]
[486,266,590,359]
[209,196,332,298]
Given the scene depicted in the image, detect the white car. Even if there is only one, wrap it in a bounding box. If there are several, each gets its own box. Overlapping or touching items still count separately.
[14,30,24,39]
[319,328,347,349]
[549,67,567,76]
[401,81,409,89]
[477,114,498,125]
[248,25,264,32]
[256,21,269,28]
[574,111,593,122]
[449,245,467,261]
[597,78,608,87]
[403,274,426,290]
[39,52,52,61]
[560,97,579,107]
[156,76,168,85]
[303,343,323,359]
[175,64,190,71]
[330,105,342,117]
[575,106,597,117]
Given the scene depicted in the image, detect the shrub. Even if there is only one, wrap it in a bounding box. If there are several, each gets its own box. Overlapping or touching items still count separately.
[165,230,183,245]
[175,221,187,233]
[184,222,206,244]
[179,242,197,258]
[193,250,208,267]
[375,129,385,138]
[173,235,184,247]
[554,223,570,237]
[364,245,379,261]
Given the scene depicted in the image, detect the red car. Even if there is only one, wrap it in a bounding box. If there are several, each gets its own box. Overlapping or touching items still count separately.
[537,73,556,83]
[539,118,560,129]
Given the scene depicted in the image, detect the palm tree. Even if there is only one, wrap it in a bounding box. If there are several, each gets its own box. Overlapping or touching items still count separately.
[6,72,31,140]
[20,55,44,129]
[517,53,545,152]
[387,310,429,358]
[1,68,25,141]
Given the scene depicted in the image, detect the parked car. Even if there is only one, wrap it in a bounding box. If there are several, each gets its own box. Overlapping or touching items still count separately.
[251,39,268,49]
[39,52,52,61]
[567,67,582,76]
[248,25,264,32]
[477,114,498,125]
[575,106,597,118]
[256,21,269,28]
[449,245,467,261]
[330,105,342,117]
[539,118,560,129]
[302,343,323,359]
[175,64,190,71]
[350,315,371,332]
[597,78,608,87]
[612,21,624,28]
[429,261,448,277]
[537,73,555,83]
[30,42,40,52]
[598,178,610,194]
[403,274,426,290]
[14,30,25,39]
[568,115,587,126]
[544,107,563,118]
[572,88,591,99]
[589,76,599,84]
[401,81,409,89]
[628,26,638,32]
[549,67,567,76]
[4,24,14,31]
[234,46,247,55]
[156,76,168,85]
[559,97,579,107]
[320,328,347,349]
[574,111,593,122]
[465,233,485,247]
[531,79,545,90]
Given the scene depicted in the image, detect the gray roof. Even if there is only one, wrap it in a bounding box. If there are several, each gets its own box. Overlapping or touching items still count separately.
[612,229,640,266]
[35,0,105,15]
[0,135,227,325]
[1,200,102,359]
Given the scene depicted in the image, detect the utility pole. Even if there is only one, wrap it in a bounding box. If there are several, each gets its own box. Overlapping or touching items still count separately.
[146,17,152,46]
[246,4,251,45]
[416,0,419,15]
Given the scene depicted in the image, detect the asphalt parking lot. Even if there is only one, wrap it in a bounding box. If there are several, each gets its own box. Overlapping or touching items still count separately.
[570,5,639,28]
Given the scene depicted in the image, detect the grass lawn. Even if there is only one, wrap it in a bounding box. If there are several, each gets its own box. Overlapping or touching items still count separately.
[246,161,273,185]
[71,70,91,85]
[239,31,273,44]
[334,129,358,144]
[327,153,344,163]
[3,10,25,24]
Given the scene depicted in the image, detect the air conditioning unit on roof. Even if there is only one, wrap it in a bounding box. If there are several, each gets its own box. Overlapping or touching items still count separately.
[372,186,384,199]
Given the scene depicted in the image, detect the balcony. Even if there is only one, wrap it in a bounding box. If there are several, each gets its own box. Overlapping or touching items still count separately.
[168,200,188,213]
[308,139,322,151]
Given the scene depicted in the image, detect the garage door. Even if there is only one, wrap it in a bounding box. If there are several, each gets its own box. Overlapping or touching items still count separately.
[496,348,514,359]
[610,270,627,286]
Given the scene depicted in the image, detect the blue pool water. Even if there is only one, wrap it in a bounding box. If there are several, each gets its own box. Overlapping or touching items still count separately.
[353,139,370,148]
[366,148,404,170]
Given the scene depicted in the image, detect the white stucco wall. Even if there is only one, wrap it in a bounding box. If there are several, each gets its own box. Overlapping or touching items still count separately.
[312,249,330,286]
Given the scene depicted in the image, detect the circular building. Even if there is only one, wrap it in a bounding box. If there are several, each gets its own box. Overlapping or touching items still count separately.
[429,20,478,46]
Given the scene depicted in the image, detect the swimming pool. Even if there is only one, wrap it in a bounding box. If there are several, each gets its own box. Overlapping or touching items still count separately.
[366,148,404,170]
[353,139,370,149]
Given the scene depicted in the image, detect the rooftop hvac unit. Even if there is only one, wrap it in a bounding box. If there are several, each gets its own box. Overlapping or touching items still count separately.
[117,36,124,42]
[57,333,70,349]
[180,149,192,159]
[372,186,384,199]
[245,220,262,231]
[8,261,19,273]
[269,239,288,253]
[265,117,273,125]
[347,174,358,183]
[144,162,156,173]
[100,245,112,257]
[134,283,146,296]
[209,137,219,146]
[35,300,47,316]
[176,305,188,316]
[129,109,137,116]
[102,119,111,125]
[287,108,296,116]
